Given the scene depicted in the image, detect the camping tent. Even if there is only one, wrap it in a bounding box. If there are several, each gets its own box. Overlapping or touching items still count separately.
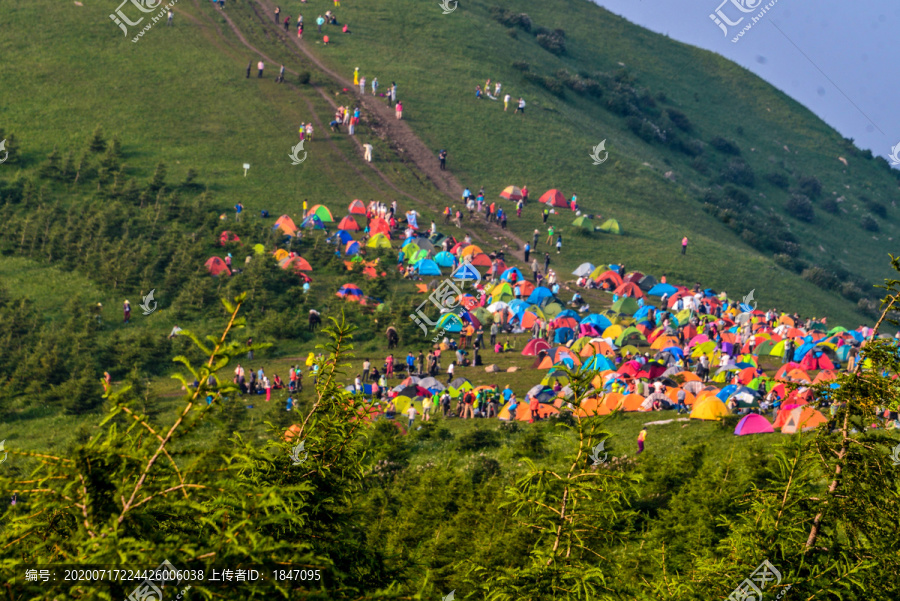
[348,199,367,214]
[219,231,241,246]
[414,259,442,276]
[572,263,595,277]
[500,186,524,201]
[780,407,827,434]
[597,219,621,234]
[539,189,568,208]
[273,215,298,236]
[204,257,231,276]
[306,204,334,222]
[734,413,774,435]
[690,398,729,420]
[612,296,639,315]
[338,216,360,231]
[572,216,594,231]
[337,283,366,303]
[367,233,392,249]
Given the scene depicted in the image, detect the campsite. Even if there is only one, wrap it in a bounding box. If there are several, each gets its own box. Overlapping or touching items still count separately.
[0,0,899,599]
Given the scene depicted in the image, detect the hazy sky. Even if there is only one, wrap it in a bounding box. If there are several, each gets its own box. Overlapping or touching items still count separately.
[592,0,899,163]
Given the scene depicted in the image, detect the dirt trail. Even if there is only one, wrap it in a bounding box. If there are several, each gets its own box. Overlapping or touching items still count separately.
[191,0,527,253]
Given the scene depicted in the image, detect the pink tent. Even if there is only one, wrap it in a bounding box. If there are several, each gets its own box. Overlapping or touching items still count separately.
[522,338,551,356]
[734,413,775,436]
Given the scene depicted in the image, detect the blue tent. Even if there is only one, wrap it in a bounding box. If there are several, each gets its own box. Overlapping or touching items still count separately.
[633,306,652,321]
[793,342,817,362]
[345,241,360,255]
[452,263,482,281]
[661,346,685,358]
[556,309,579,319]
[703,288,717,297]
[554,356,576,369]
[433,251,457,268]
[436,313,463,332]
[508,299,528,319]
[582,355,615,371]
[580,314,612,330]
[716,384,738,401]
[328,230,353,244]
[648,283,677,297]
[500,267,525,282]
[415,259,442,276]
[526,287,554,305]
[554,327,575,344]
[301,215,325,229]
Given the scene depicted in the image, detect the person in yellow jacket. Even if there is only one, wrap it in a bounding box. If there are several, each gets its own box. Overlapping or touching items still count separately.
[353,67,359,85]
[637,429,647,454]
[305,352,315,367]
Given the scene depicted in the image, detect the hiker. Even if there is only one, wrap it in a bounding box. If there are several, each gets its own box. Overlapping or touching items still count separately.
[439,149,447,170]
[316,14,324,32]
[529,394,540,422]
[246,61,251,78]
[235,202,243,219]
[406,352,415,376]
[362,358,371,382]
[284,16,290,31]
[542,208,549,224]
[353,67,359,85]
[422,395,432,421]
[342,23,350,33]
[516,199,523,217]
[546,225,555,245]
[556,234,563,254]
[503,93,511,110]
[167,9,174,25]
[359,76,366,95]
[305,123,314,141]
[637,429,647,454]
[257,61,264,78]
[395,101,403,120]
[533,228,540,247]
[524,242,530,263]
[515,97,525,114]
[531,258,540,282]
[372,77,379,95]
[123,300,131,324]
[446,361,455,383]
[277,64,285,83]
[363,143,373,162]
[274,6,280,22]
[544,253,551,274]
[390,82,397,106]
[681,236,688,255]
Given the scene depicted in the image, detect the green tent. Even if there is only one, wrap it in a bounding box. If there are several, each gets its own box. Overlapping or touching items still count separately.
[253,243,266,255]
[542,302,564,319]
[615,326,646,347]
[612,296,639,315]
[597,218,622,235]
[572,216,594,231]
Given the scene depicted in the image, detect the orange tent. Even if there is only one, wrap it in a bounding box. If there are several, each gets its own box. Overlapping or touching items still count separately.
[780,407,828,433]
[205,257,231,276]
[576,396,612,417]
[613,282,644,299]
[348,199,367,214]
[274,215,298,236]
[469,253,493,267]
[539,189,568,208]
[651,336,680,350]
[369,218,390,236]
[460,245,483,258]
[621,394,646,412]
[280,256,312,272]
[666,387,696,406]
[677,371,701,382]
[338,215,360,231]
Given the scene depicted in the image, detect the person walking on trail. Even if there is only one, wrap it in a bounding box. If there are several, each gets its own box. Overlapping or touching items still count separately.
[246,61,252,78]
[390,82,397,106]
[446,361,455,384]
[515,97,525,114]
[284,16,291,32]
[353,67,359,85]
[543,252,551,274]
[556,234,563,254]
[316,14,324,32]
[503,93,511,111]
[531,258,540,282]
[123,300,131,324]
[395,101,403,120]
[532,228,539,248]
[297,21,303,38]
[637,428,647,454]
[274,6,280,23]
[524,242,530,263]
[363,143,373,163]
[681,236,688,255]
[359,76,366,95]
[371,77,379,96]
[257,61,264,78]
[167,9,174,25]
[277,64,285,83]
[439,149,447,170]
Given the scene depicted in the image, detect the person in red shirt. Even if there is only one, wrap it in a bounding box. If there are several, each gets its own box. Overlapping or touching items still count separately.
[529,395,540,423]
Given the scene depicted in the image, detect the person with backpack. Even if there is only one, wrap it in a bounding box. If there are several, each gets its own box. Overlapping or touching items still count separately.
[439,149,447,171]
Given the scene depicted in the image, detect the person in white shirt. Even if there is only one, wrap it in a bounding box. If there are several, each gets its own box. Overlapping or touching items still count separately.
[515,97,525,114]
[407,404,417,428]
[446,362,455,383]
[363,143,373,162]
[503,93,511,111]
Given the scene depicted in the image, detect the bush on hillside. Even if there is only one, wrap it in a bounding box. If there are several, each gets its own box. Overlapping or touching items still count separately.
[802,266,839,291]
[490,7,532,32]
[774,253,803,273]
[765,172,790,189]
[709,136,741,155]
[820,197,839,214]
[536,31,566,55]
[861,213,879,232]
[861,196,887,218]
[524,71,566,97]
[665,108,693,132]
[840,282,864,302]
[785,194,814,222]
[458,428,501,452]
[723,185,751,207]
[797,175,822,199]
[89,125,107,153]
[720,159,755,187]
[511,60,530,71]
[298,71,311,84]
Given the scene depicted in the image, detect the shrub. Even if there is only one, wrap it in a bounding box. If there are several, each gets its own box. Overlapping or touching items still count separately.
[458,428,500,451]
[797,176,822,199]
[297,71,311,84]
[765,172,790,189]
[512,60,530,71]
[666,108,693,132]
[723,185,751,207]
[720,159,755,187]
[516,428,548,458]
[862,196,887,218]
[709,136,741,155]
[785,194,814,222]
[861,213,879,232]
[536,32,566,55]
[471,457,502,485]
[820,197,839,214]
[840,282,864,302]
[774,253,801,273]
[506,28,518,39]
[802,266,839,291]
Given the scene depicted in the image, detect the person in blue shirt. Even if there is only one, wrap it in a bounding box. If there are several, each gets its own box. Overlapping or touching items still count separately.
[406,352,415,375]
[286,396,294,411]
[502,385,513,404]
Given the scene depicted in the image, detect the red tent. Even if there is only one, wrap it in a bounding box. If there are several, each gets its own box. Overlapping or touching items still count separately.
[369,218,390,235]
[280,256,313,272]
[539,189,567,208]
[219,231,242,246]
[204,257,231,276]
[522,338,551,356]
[348,199,367,214]
[338,215,360,231]
[613,282,644,299]
[469,253,493,267]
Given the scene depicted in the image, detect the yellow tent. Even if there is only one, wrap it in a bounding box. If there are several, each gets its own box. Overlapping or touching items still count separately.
[690,398,729,420]
[367,233,392,249]
[602,324,624,340]
[273,249,290,261]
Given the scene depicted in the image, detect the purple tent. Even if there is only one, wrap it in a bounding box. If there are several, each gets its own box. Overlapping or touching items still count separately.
[734,413,775,436]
